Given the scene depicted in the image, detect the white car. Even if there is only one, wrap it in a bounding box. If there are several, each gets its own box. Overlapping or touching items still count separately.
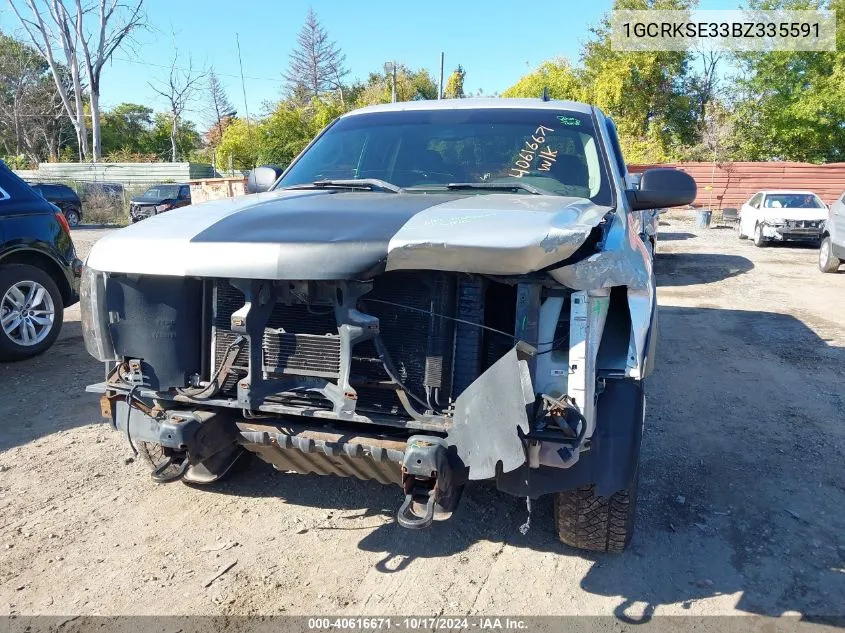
[739,190,828,247]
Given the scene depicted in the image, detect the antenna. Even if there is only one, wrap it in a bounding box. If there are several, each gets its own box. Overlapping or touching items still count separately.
[541,87,550,102]
[236,33,254,169]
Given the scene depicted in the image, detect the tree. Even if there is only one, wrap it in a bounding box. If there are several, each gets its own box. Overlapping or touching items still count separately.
[100,102,153,156]
[0,33,72,163]
[205,69,235,134]
[502,59,581,100]
[8,0,90,159]
[149,53,206,162]
[443,65,466,99]
[729,0,845,162]
[577,0,698,163]
[353,65,437,107]
[72,0,145,161]
[147,112,200,161]
[283,8,348,103]
[7,0,145,161]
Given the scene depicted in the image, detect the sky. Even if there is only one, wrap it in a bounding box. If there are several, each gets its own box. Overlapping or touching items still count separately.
[0,0,740,129]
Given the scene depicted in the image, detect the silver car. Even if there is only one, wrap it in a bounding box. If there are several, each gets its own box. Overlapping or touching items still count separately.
[820,191,845,273]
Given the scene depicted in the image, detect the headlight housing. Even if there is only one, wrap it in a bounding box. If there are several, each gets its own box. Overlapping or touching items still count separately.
[80,266,118,362]
[766,218,786,226]
[155,203,172,213]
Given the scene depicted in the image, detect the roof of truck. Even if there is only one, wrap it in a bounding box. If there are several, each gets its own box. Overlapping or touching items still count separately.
[343,98,594,117]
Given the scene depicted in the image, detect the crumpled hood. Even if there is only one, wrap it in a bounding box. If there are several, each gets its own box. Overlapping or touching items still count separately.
[86,189,611,279]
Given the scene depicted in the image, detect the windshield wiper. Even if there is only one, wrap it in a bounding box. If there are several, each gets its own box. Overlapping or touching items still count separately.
[444,182,545,195]
[285,179,403,193]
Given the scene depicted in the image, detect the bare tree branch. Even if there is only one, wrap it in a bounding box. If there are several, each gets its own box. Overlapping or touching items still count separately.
[149,51,206,161]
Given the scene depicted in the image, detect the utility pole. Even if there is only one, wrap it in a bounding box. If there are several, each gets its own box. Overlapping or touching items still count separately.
[438,52,444,99]
[384,61,397,103]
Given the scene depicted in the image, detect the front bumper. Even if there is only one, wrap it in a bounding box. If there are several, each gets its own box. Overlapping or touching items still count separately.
[129,205,157,221]
[762,224,822,241]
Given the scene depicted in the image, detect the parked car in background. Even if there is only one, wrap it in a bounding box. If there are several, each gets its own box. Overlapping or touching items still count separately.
[30,182,83,227]
[129,183,191,223]
[819,191,845,273]
[0,161,82,360]
[738,190,827,247]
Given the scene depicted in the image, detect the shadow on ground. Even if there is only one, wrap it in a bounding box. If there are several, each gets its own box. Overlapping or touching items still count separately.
[658,232,696,241]
[202,299,845,618]
[654,253,753,286]
[0,321,102,451]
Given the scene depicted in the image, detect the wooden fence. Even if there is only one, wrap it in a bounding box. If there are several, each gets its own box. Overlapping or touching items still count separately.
[629,162,845,209]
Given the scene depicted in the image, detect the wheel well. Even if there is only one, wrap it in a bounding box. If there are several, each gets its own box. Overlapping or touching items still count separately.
[0,250,72,306]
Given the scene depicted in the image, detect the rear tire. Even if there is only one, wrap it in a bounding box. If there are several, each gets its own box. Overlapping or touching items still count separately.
[0,264,64,361]
[64,208,81,227]
[819,236,841,273]
[554,470,639,553]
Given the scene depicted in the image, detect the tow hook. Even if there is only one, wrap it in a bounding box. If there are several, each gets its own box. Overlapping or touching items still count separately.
[150,454,190,483]
[397,436,453,530]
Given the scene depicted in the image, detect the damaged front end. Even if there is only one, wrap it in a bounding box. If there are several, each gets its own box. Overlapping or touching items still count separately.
[82,193,656,528]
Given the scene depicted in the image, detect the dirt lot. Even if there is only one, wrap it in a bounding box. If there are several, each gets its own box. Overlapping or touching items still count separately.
[1,218,843,618]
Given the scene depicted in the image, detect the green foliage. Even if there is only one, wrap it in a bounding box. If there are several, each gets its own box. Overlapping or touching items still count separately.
[443,65,466,99]
[99,105,202,162]
[501,59,581,100]
[730,0,845,162]
[100,103,154,156]
[0,33,73,162]
[353,66,438,107]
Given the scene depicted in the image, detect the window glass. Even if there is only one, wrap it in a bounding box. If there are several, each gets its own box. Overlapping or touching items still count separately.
[279,108,612,204]
[763,194,824,209]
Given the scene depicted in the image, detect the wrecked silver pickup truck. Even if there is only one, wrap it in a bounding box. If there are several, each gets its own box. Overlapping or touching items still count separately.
[81,99,695,552]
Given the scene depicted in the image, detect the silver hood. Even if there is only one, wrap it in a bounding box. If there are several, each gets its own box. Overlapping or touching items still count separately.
[85,189,611,279]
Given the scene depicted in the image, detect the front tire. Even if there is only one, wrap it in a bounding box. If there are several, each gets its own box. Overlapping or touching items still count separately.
[0,264,64,361]
[554,470,639,553]
[753,223,768,247]
[819,236,841,273]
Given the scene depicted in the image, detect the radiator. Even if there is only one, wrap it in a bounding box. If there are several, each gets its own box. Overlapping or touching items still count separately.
[210,272,480,415]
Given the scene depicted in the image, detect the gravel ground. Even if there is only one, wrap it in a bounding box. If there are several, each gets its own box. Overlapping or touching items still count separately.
[0,218,843,618]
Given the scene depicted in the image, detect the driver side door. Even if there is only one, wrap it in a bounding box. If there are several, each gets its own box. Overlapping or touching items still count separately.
[740,192,763,237]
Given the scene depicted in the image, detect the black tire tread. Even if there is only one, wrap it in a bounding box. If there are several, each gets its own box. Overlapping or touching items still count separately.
[554,472,638,553]
[0,263,64,361]
[819,237,841,273]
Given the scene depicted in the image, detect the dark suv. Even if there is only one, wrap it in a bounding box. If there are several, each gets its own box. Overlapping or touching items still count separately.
[1,162,82,360]
[30,182,83,227]
[129,183,191,222]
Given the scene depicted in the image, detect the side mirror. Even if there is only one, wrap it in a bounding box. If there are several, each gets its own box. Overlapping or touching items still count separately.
[626,168,696,211]
[247,165,284,194]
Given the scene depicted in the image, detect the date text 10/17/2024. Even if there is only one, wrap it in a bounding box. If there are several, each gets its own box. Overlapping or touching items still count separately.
[307,616,529,630]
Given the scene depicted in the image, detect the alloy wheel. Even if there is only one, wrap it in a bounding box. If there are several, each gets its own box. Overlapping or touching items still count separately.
[1,280,55,346]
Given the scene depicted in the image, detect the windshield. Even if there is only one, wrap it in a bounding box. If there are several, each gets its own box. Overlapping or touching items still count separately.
[763,194,824,209]
[278,108,612,204]
[142,185,180,199]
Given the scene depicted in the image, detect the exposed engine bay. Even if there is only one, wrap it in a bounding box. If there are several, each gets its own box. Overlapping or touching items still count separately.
[79,100,695,546]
